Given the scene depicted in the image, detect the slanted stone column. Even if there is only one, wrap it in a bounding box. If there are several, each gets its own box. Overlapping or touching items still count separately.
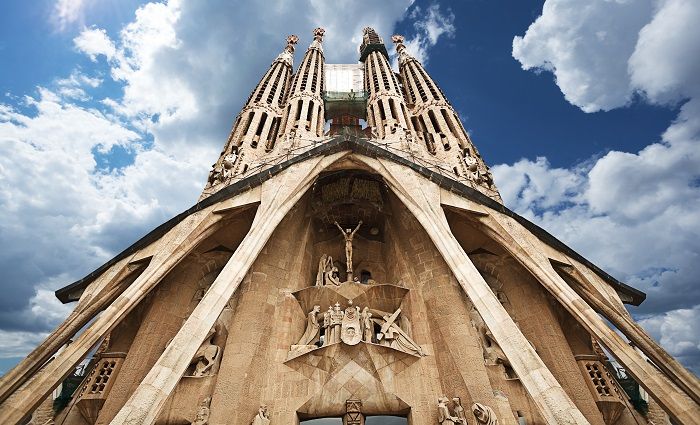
[0,207,226,425]
[108,151,349,425]
[355,155,590,425]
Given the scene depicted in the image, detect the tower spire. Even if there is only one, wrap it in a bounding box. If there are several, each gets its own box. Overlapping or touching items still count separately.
[392,34,499,199]
[202,35,298,197]
[278,27,326,147]
[360,28,412,142]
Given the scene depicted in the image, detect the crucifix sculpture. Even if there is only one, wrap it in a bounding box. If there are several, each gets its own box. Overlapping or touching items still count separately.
[334,220,362,281]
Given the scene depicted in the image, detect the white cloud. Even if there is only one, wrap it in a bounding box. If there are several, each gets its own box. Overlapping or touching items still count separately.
[74,27,116,61]
[507,0,700,372]
[401,3,455,65]
[52,0,88,32]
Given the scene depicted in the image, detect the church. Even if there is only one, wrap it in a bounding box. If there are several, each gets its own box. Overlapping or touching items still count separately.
[0,27,697,425]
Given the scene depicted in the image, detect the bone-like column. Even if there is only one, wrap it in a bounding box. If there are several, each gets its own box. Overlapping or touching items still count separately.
[0,257,139,404]
[561,263,700,405]
[477,211,700,424]
[0,208,224,425]
[357,156,590,425]
[109,151,349,425]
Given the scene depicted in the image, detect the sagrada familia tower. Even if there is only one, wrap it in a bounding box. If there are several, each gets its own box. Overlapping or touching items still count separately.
[1,28,698,425]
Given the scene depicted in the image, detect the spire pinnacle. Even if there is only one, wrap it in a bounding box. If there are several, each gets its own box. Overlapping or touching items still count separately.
[309,27,325,52]
[391,34,412,65]
[275,34,298,66]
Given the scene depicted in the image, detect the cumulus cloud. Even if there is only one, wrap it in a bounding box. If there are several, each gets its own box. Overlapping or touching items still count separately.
[2,0,452,364]
[73,27,116,61]
[52,0,88,32]
[401,3,455,65]
[506,0,700,372]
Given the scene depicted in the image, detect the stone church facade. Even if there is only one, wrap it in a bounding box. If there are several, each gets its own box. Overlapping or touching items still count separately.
[0,28,698,425]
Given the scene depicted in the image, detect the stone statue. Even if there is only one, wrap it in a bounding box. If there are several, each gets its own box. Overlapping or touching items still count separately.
[191,397,211,425]
[331,303,344,344]
[472,403,498,425]
[295,305,321,346]
[251,404,270,425]
[341,303,362,345]
[316,254,341,286]
[438,396,462,424]
[188,327,220,377]
[375,309,424,356]
[323,307,333,346]
[470,308,510,368]
[361,307,373,343]
[334,220,362,280]
[453,398,467,424]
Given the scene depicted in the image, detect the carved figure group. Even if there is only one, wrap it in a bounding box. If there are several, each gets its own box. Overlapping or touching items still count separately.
[469,308,510,369]
[438,397,465,424]
[293,303,424,356]
[437,398,498,425]
[316,254,341,286]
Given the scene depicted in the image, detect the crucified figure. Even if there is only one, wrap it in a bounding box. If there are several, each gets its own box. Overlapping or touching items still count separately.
[334,220,362,281]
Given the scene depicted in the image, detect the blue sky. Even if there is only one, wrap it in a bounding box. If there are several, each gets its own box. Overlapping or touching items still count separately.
[0,0,698,382]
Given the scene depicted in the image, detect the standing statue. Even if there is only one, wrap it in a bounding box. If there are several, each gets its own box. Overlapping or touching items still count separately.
[331,303,344,344]
[191,397,211,425]
[251,405,270,425]
[472,403,498,425]
[334,221,363,280]
[452,398,467,424]
[361,307,373,343]
[295,305,321,346]
[437,396,462,424]
[324,307,334,345]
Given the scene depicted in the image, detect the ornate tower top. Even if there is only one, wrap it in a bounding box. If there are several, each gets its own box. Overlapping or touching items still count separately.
[391,34,412,65]
[359,27,388,62]
[275,34,299,67]
[309,27,325,52]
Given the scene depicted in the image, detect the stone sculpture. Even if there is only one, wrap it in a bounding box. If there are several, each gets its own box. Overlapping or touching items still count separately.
[331,303,344,344]
[188,327,220,377]
[341,303,362,345]
[438,396,463,424]
[334,220,362,279]
[453,397,467,423]
[470,308,510,368]
[377,308,425,356]
[316,254,341,286]
[323,307,333,346]
[191,397,211,425]
[361,307,373,343]
[295,305,321,346]
[472,403,498,424]
[250,405,270,425]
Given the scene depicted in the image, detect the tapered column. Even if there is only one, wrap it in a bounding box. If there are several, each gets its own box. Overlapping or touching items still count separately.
[360,28,410,142]
[473,208,700,424]
[108,151,349,425]
[392,35,499,200]
[558,263,700,405]
[203,35,297,195]
[355,155,590,425]
[0,257,141,404]
[279,28,326,144]
[0,207,225,425]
